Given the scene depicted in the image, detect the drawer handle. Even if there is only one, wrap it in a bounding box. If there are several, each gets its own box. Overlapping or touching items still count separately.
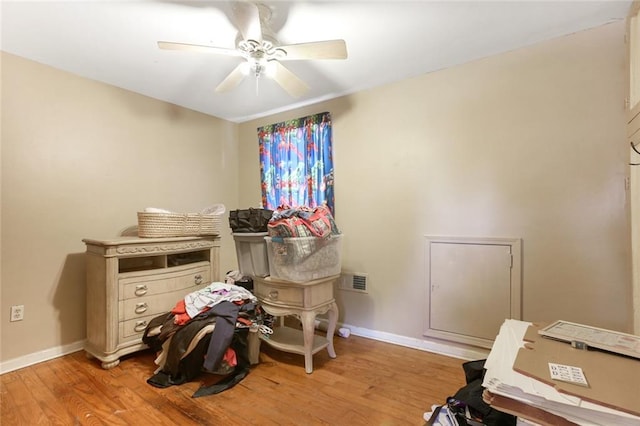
[194,274,203,285]
[134,285,148,296]
[268,290,279,300]
[134,320,148,332]
[135,302,148,314]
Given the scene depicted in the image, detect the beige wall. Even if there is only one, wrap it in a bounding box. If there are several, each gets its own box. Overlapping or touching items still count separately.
[0,20,632,365]
[1,52,241,362]
[239,22,632,338]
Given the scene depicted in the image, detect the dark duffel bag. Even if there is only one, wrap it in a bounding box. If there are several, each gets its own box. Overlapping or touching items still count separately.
[229,208,273,233]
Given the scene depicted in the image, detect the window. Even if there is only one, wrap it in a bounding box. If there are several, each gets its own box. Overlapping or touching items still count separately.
[258,112,335,213]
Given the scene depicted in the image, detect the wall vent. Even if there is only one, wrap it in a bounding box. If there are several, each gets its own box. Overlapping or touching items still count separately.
[340,272,368,293]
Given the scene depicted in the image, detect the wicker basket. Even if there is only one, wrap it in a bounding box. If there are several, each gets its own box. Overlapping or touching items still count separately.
[137,211,222,238]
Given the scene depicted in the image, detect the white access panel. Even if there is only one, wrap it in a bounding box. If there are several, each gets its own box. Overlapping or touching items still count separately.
[424,236,522,348]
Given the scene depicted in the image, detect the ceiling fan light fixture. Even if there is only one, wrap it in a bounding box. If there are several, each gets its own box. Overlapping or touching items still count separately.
[248,58,277,79]
[251,62,265,77]
[264,61,277,77]
[239,61,251,76]
[158,1,347,97]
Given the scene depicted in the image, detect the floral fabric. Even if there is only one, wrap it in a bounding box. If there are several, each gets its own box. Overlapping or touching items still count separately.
[258,112,335,214]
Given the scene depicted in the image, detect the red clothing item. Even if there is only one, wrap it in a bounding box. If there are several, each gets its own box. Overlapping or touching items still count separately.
[171,300,190,325]
[171,299,210,325]
[171,299,211,325]
[223,347,237,367]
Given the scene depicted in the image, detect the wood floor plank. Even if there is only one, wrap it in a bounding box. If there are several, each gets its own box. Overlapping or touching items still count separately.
[2,370,51,424]
[1,376,32,425]
[16,366,76,425]
[1,335,469,426]
[36,360,110,425]
[63,354,167,425]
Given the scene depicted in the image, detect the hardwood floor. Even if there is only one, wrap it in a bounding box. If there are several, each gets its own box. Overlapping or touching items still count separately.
[1,335,468,425]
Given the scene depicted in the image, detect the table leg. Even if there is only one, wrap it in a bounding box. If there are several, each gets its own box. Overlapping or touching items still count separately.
[300,310,317,374]
[326,301,338,358]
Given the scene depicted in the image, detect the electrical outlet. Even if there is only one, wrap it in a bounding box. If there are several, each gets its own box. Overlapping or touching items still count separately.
[10,305,24,322]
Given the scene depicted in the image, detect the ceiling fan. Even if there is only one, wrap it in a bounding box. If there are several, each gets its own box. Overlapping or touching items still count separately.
[157,1,348,97]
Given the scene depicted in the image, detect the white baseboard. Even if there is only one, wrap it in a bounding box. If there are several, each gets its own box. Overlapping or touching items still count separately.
[0,340,85,375]
[323,320,490,361]
[1,324,489,375]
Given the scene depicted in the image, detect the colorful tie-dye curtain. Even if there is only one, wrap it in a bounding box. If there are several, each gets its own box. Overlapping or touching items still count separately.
[258,112,335,214]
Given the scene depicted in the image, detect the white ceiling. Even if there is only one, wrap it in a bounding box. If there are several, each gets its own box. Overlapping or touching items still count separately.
[1,0,633,123]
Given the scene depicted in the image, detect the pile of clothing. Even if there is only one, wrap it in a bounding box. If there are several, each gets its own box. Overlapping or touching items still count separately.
[267,205,340,238]
[265,205,343,278]
[142,282,263,398]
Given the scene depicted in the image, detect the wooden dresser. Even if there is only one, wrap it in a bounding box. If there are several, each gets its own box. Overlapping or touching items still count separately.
[83,236,220,369]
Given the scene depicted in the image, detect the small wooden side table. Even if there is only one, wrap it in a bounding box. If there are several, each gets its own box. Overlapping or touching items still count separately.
[253,275,339,373]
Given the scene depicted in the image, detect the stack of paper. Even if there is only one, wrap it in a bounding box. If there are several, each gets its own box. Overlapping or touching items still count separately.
[482,319,640,426]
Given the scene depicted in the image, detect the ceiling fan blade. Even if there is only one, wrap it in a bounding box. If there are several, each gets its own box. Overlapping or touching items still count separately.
[231,1,263,42]
[157,41,241,57]
[278,39,348,61]
[215,63,247,93]
[270,61,309,97]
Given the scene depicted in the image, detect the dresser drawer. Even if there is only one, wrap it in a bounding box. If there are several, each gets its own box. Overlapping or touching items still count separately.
[119,314,157,340]
[118,285,201,339]
[118,286,198,322]
[254,277,336,309]
[255,280,305,308]
[119,263,210,300]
